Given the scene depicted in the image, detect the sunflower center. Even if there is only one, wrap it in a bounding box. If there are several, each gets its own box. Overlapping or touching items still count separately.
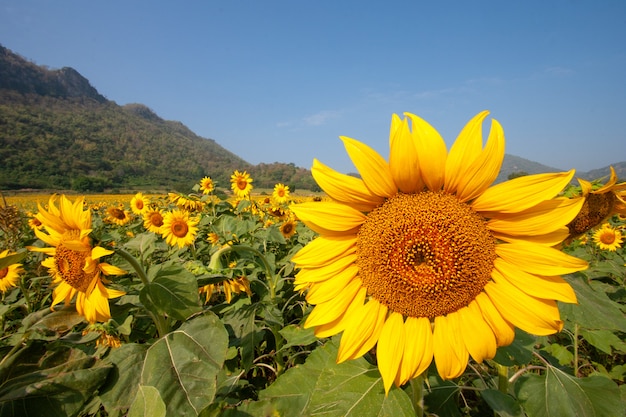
[136,200,144,210]
[600,231,616,244]
[237,179,248,190]
[172,221,189,237]
[356,192,496,318]
[149,212,164,227]
[568,192,616,236]
[109,207,126,220]
[54,244,96,292]
[0,268,8,279]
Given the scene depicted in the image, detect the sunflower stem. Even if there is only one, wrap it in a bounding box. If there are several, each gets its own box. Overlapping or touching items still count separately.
[574,323,579,377]
[409,373,425,417]
[115,248,169,338]
[208,244,277,300]
[496,363,509,394]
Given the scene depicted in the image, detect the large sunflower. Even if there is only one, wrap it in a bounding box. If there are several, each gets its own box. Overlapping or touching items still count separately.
[29,195,126,323]
[290,111,588,393]
[230,170,253,198]
[130,192,150,215]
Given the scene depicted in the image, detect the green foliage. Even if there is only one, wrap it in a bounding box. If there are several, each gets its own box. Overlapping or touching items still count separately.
[1,195,626,416]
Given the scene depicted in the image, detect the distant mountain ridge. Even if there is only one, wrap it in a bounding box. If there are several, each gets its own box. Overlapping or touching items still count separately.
[0,44,622,192]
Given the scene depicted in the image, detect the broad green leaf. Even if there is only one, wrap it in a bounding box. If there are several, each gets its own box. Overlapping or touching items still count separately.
[25,308,85,341]
[0,347,111,417]
[560,275,626,332]
[249,337,415,417]
[140,313,229,417]
[492,328,536,366]
[541,343,574,366]
[515,365,622,417]
[0,249,27,269]
[100,343,148,417]
[139,263,201,321]
[278,324,317,350]
[128,385,166,417]
[480,389,523,417]
[581,329,626,354]
[424,373,462,417]
[123,232,158,261]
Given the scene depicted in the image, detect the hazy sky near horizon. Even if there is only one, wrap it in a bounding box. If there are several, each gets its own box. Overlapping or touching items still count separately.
[1,1,625,175]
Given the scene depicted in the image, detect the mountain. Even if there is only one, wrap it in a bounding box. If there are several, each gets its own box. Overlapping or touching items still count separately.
[0,44,622,193]
[0,45,318,192]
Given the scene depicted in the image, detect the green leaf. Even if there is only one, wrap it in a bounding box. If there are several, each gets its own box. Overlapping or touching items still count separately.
[560,274,626,332]
[100,343,148,417]
[140,313,229,417]
[278,324,317,350]
[541,343,574,366]
[581,329,626,354]
[123,232,158,261]
[139,263,201,321]
[0,348,112,417]
[480,389,523,417]
[492,328,537,366]
[424,373,462,417]
[0,249,27,269]
[128,385,166,417]
[515,365,622,417]
[248,337,415,417]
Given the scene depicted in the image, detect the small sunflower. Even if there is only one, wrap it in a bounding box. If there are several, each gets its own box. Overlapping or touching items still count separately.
[105,206,132,226]
[0,250,24,293]
[273,183,290,204]
[592,223,623,251]
[567,167,626,238]
[200,176,215,194]
[290,111,588,392]
[143,208,165,234]
[28,195,126,323]
[161,209,200,248]
[28,213,43,230]
[130,192,150,215]
[231,170,253,198]
[168,192,205,212]
[280,219,297,239]
[207,232,221,246]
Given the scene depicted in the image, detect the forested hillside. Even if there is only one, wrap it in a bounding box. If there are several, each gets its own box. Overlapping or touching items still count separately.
[0,45,319,192]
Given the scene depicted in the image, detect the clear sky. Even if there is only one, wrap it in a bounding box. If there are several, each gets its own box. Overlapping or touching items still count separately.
[1,1,625,175]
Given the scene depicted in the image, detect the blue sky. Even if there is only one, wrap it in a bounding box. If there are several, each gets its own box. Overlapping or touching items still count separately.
[1,1,625,175]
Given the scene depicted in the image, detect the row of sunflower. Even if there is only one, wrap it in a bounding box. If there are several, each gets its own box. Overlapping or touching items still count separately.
[1,111,626,416]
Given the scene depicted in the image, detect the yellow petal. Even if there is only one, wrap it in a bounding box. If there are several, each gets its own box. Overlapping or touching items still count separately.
[340,136,397,198]
[457,302,496,363]
[433,313,469,379]
[484,277,563,336]
[290,201,365,237]
[389,117,423,193]
[290,235,356,268]
[474,292,515,347]
[493,228,571,246]
[472,170,575,213]
[311,159,384,212]
[593,166,618,193]
[91,246,114,260]
[337,298,387,362]
[377,312,405,394]
[314,287,367,338]
[294,253,357,283]
[305,265,358,304]
[494,258,576,303]
[455,119,505,203]
[396,316,433,386]
[304,278,362,327]
[99,262,127,276]
[405,112,447,192]
[496,242,588,275]
[444,111,489,194]
[487,197,584,236]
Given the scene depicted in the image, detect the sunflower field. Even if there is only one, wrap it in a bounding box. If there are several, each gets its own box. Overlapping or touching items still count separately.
[1,112,626,417]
